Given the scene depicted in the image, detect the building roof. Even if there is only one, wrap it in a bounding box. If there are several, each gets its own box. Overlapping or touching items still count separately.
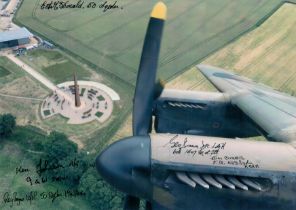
[0,27,33,43]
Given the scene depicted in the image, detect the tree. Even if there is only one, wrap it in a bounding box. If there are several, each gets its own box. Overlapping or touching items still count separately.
[42,131,78,160]
[79,168,124,209]
[38,131,79,180]
[0,113,16,137]
[59,152,91,187]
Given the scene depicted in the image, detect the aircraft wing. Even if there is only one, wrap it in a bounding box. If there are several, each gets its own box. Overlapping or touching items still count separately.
[198,64,296,143]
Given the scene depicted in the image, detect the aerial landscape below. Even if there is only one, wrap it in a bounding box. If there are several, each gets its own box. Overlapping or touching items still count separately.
[1,0,296,209]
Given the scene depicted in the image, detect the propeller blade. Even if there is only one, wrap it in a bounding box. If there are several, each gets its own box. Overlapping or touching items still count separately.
[133,2,167,136]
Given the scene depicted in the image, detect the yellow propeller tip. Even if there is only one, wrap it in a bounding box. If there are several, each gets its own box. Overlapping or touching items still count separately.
[151,2,167,20]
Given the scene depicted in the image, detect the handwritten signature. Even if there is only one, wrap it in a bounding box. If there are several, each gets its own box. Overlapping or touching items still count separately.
[40,0,123,12]
[14,158,94,186]
[3,189,86,207]
[3,157,93,207]
[163,135,226,157]
[211,155,260,168]
[36,158,64,176]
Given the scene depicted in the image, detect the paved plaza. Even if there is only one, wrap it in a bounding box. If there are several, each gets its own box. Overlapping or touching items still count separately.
[5,53,120,125]
[40,81,119,124]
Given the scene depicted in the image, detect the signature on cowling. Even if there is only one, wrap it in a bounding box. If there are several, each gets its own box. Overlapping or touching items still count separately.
[163,135,226,157]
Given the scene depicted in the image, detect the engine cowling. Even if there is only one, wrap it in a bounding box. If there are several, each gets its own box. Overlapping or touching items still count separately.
[154,89,259,138]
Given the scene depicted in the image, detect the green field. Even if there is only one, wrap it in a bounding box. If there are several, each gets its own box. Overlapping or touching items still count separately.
[0,57,25,88]
[0,66,10,78]
[43,61,86,83]
[41,114,110,149]
[15,0,284,85]
[168,3,296,96]
[20,49,91,83]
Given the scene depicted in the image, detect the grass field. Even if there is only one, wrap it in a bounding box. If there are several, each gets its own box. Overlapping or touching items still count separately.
[167,3,296,95]
[0,58,44,126]
[0,66,10,77]
[0,57,25,88]
[15,0,284,86]
[20,49,91,84]
[0,76,49,125]
[42,115,109,149]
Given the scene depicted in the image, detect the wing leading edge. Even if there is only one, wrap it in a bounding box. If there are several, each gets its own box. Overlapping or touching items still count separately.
[198,64,296,143]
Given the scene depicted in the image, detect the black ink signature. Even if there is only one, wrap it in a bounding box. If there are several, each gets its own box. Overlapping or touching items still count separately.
[3,192,25,207]
[16,166,30,175]
[40,189,62,203]
[163,135,226,157]
[211,155,260,169]
[3,189,86,207]
[40,0,85,10]
[243,160,260,169]
[26,176,48,186]
[36,158,64,176]
[25,174,82,186]
[3,157,93,207]
[39,189,86,203]
[40,0,123,12]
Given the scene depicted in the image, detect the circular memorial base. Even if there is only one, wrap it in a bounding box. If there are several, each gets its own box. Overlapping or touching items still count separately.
[40,81,120,124]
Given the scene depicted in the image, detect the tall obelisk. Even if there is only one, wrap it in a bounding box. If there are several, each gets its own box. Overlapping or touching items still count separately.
[74,73,81,107]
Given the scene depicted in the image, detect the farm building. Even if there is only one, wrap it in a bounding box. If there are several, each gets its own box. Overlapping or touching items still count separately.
[0,27,32,49]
